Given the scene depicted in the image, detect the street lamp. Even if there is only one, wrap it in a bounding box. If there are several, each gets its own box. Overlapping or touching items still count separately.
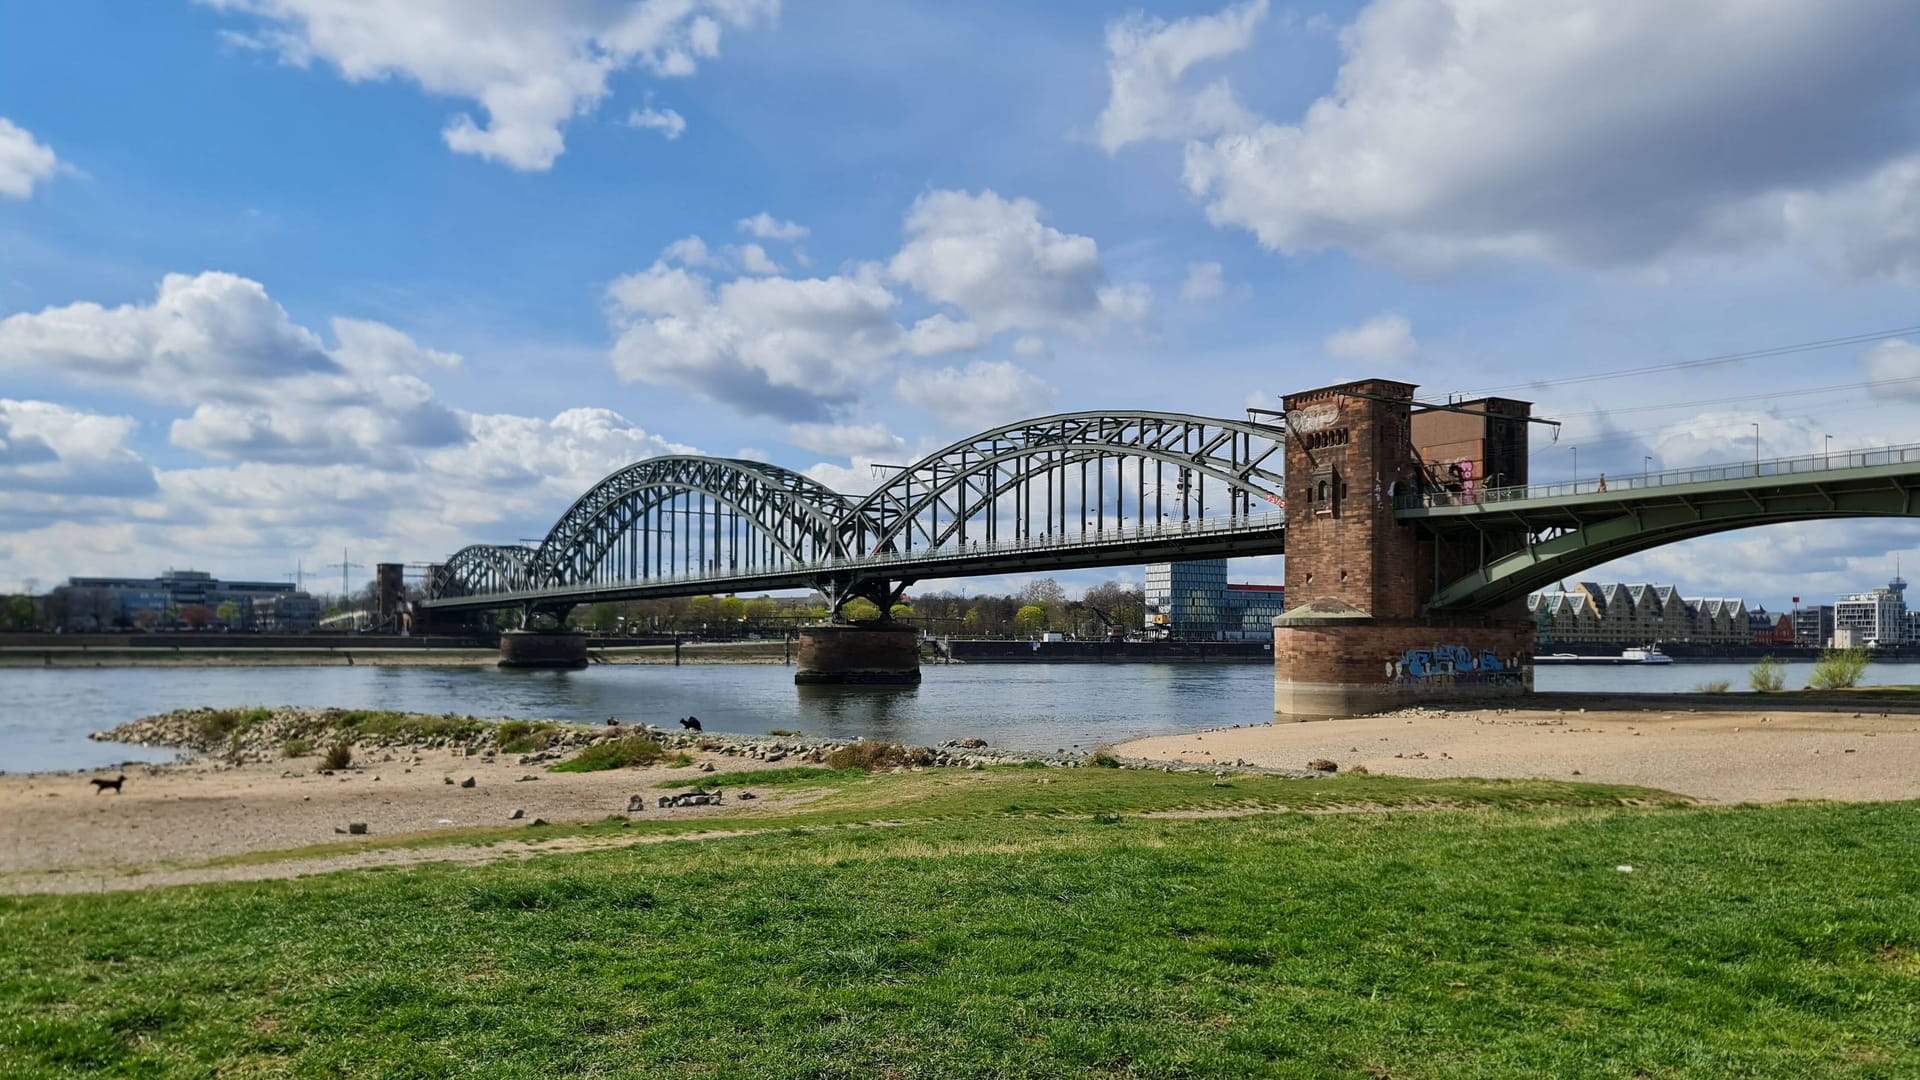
[1643,455,1652,482]
[1824,433,1833,464]
[1752,422,1761,469]
[1570,446,1578,489]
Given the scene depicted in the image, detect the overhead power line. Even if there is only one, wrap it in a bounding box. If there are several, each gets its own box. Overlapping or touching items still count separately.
[1446,324,1920,399]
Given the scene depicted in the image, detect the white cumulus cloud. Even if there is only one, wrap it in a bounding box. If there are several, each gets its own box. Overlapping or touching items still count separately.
[199,0,777,170]
[896,360,1056,431]
[1324,313,1417,366]
[737,212,809,242]
[888,189,1152,339]
[1104,0,1920,275]
[0,116,66,199]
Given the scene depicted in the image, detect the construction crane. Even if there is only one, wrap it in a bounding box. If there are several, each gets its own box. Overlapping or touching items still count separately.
[1085,605,1127,642]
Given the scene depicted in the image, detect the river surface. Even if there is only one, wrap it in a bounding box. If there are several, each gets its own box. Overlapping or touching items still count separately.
[9,659,1920,774]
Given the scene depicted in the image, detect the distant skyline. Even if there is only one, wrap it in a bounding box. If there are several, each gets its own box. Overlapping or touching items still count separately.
[6,0,1920,612]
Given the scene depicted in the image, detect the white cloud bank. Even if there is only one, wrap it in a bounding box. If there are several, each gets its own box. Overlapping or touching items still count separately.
[0,274,698,590]
[1324,313,1416,366]
[1101,0,1920,276]
[200,0,777,169]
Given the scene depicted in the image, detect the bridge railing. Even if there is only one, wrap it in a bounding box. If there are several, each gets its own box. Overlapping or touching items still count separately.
[432,510,1286,603]
[1400,440,1920,510]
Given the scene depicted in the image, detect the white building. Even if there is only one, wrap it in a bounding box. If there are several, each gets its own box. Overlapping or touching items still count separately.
[1834,576,1908,647]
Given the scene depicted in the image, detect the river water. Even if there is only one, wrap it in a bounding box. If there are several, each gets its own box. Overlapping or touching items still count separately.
[9,659,1919,774]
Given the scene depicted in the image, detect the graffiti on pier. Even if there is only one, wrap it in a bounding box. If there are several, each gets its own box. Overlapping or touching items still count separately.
[1387,643,1526,691]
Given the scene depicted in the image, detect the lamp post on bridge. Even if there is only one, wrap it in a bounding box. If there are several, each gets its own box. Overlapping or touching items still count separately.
[1643,455,1652,484]
[1753,423,1761,470]
[1570,446,1578,490]
[1825,433,1833,466]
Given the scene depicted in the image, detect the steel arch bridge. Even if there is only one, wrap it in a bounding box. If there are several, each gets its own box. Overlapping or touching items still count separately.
[425,411,1292,615]
[423,407,1920,619]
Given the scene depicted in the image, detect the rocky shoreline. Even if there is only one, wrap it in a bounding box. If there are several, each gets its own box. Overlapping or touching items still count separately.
[92,705,1312,777]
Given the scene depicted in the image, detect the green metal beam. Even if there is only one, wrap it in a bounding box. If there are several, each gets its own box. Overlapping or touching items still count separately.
[1417,464,1920,611]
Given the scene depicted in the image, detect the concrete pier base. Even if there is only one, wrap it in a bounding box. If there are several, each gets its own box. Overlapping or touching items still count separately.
[1273,600,1532,718]
[795,623,921,685]
[498,629,590,669]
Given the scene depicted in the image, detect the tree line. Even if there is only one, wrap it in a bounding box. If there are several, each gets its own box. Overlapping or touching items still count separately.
[563,577,1146,640]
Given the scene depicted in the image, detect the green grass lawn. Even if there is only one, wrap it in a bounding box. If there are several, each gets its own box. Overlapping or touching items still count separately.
[2,769,1917,1078]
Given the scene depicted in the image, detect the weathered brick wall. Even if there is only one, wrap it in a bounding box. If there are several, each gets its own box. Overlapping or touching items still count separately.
[1274,618,1536,716]
[1281,379,1422,620]
[795,624,921,684]
[1276,378,1533,715]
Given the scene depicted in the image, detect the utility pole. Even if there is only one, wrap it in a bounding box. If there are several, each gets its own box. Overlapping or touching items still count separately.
[326,549,364,610]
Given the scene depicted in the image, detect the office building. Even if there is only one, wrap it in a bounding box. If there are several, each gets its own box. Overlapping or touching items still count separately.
[1144,559,1286,641]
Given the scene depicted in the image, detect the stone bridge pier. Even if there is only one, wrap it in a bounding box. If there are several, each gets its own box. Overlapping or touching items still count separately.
[794,576,921,685]
[1275,378,1535,718]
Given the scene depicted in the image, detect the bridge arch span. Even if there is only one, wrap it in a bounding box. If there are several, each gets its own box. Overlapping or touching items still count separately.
[1424,477,1920,611]
[526,455,861,588]
[845,411,1288,557]
[432,544,536,600]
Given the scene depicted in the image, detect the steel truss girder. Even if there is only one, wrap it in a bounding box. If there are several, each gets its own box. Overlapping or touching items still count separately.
[845,411,1287,555]
[1422,478,1920,611]
[432,544,535,598]
[527,456,857,587]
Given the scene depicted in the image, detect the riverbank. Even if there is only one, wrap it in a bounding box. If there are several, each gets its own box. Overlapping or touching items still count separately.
[1117,699,1920,804]
[0,640,796,667]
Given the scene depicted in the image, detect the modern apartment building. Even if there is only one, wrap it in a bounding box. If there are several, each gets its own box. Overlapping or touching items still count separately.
[1143,559,1286,641]
[1833,576,1909,647]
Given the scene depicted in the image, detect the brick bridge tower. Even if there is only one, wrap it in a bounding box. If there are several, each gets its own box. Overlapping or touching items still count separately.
[1273,378,1536,717]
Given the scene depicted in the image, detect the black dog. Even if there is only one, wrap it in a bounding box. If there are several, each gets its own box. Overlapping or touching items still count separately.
[680,716,702,732]
[90,774,126,794]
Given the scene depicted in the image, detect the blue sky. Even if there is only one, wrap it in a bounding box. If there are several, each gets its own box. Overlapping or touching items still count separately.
[4,0,1920,610]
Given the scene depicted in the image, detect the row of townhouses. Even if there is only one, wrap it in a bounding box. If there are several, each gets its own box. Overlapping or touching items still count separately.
[1529,577,1920,648]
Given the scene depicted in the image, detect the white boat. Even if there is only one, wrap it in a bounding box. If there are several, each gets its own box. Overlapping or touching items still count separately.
[1533,645,1672,665]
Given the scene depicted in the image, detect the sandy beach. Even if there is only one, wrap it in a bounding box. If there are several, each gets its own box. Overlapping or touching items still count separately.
[1116,704,1920,804]
[0,743,812,894]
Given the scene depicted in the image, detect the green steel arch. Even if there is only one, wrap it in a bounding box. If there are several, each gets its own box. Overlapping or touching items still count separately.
[1414,453,1920,612]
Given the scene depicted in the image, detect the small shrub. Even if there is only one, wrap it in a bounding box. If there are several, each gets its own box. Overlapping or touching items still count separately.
[665,751,696,768]
[282,738,313,758]
[824,741,934,772]
[550,737,664,773]
[1808,646,1871,690]
[195,707,269,742]
[495,720,562,754]
[1089,751,1122,768]
[1749,656,1786,693]
[768,728,800,737]
[1692,679,1732,694]
[1091,812,1123,825]
[322,742,354,770]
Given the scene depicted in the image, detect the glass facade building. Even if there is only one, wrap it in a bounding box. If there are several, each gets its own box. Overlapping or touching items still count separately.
[1143,559,1286,641]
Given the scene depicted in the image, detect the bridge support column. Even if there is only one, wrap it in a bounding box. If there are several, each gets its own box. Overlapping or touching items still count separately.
[794,623,921,685]
[1273,602,1532,717]
[498,629,589,669]
[1275,377,1536,718]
